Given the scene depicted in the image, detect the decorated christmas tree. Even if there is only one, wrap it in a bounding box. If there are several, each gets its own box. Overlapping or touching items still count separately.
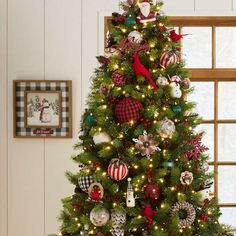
[52,1,233,235]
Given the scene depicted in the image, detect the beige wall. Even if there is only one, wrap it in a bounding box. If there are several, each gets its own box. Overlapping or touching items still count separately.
[0,0,235,235]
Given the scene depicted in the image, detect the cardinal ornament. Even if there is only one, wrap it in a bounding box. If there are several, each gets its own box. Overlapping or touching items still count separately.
[158,117,176,138]
[93,132,111,145]
[137,1,157,24]
[108,159,129,181]
[160,50,179,68]
[90,206,110,227]
[180,171,194,185]
[128,30,143,44]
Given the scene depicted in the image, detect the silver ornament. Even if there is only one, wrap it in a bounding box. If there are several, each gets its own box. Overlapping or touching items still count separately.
[158,117,175,138]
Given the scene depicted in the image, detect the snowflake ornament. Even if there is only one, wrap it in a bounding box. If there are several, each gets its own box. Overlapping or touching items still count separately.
[133,130,161,158]
[186,135,209,160]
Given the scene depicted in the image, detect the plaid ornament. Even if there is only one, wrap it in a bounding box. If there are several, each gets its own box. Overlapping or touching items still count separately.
[115,97,143,123]
[78,176,94,192]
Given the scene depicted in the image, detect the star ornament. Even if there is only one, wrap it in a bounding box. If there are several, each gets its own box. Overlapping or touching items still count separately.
[133,130,161,158]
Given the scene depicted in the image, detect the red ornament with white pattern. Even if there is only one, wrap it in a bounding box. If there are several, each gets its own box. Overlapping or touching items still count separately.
[108,159,129,181]
[160,50,179,68]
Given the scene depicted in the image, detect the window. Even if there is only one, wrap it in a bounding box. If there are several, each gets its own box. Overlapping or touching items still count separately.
[105,16,236,229]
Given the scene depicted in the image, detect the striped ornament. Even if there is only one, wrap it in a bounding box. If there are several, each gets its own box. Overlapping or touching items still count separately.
[160,51,179,68]
[108,159,128,181]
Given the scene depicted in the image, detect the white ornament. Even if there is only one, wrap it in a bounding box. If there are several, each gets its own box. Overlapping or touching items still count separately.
[158,117,175,138]
[170,82,182,98]
[128,31,143,44]
[90,207,110,227]
[93,132,111,145]
[199,188,214,202]
[126,178,135,207]
[156,76,169,87]
[139,2,151,17]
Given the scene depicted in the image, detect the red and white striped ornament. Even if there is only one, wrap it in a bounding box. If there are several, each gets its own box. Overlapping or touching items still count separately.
[108,159,128,181]
[160,50,179,68]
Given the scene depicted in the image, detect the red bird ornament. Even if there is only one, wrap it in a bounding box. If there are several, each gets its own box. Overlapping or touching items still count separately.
[131,53,158,90]
[170,29,189,42]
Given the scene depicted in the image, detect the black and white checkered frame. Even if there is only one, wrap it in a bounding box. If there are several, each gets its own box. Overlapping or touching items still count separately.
[13,80,72,138]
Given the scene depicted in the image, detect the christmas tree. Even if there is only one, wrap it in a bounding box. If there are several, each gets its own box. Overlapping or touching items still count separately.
[52,1,233,235]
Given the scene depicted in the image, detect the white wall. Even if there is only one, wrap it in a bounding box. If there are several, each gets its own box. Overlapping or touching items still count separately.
[0,0,235,236]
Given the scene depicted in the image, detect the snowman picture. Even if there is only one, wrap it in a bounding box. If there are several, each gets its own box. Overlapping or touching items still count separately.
[25,91,61,127]
[39,99,52,123]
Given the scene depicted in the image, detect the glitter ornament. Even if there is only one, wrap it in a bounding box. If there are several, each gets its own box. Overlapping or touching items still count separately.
[125,17,136,27]
[171,201,196,228]
[145,183,160,201]
[90,206,110,227]
[85,114,96,126]
[156,76,169,87]
[158,117,175,138]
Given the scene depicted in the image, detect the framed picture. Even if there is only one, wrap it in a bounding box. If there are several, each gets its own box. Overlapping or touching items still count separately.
[13,80,72,138]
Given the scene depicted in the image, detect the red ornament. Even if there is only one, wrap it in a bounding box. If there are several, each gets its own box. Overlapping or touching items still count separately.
[131,53,158,90]
[90,189,101,201]
[200,214,209,222]
[140,118,151,128]
[143,204,157,225]
[112,72,127,86]
[170,29,189,42]
[115,97,143,124]
[108,159,129,181]
[145,183,160,201]
[160,50,179,68]
[116,16,125,23]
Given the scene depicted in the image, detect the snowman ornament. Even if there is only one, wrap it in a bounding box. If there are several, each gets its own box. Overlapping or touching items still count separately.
[137,0,157,24]
[39,99,52,123]
[170,82,182,98]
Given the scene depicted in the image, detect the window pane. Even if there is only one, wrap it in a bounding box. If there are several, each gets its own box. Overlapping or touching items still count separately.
[195,124,214,162]
[182,27,212,68]
[218,166,236,203]
[219,82,236,119]
[216,27,236,68]
[188,82,214,120]
[218,124,236,162]
[220,207,236,228]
